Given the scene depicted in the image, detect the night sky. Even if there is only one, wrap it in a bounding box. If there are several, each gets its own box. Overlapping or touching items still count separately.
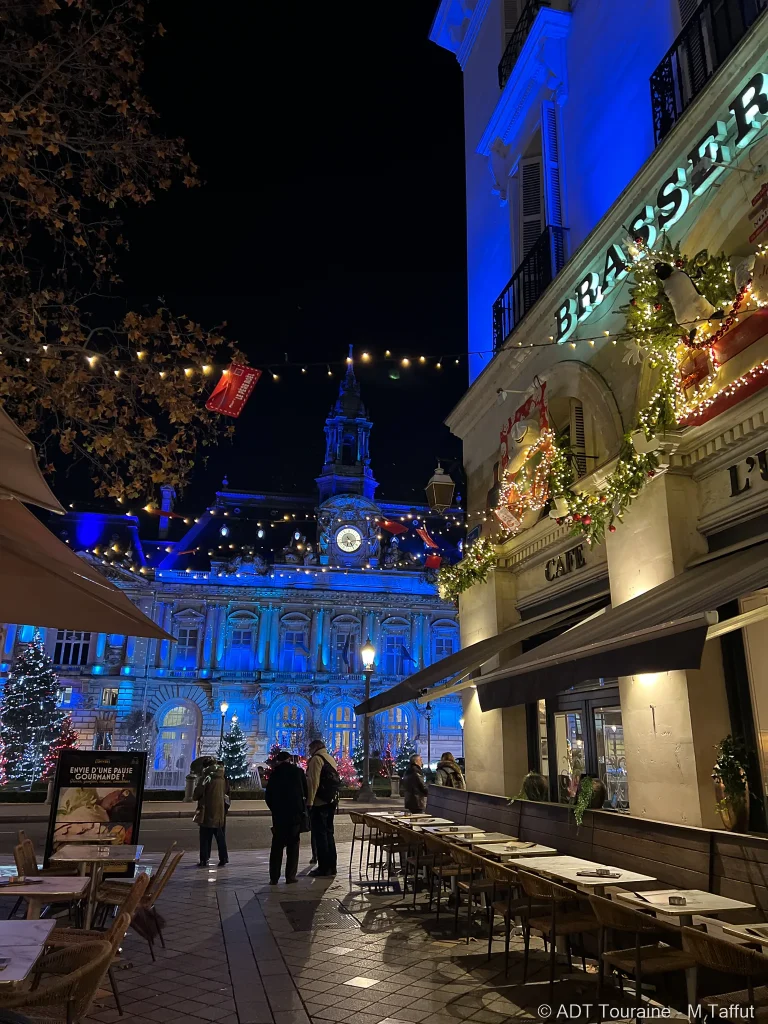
[117,2,467,514]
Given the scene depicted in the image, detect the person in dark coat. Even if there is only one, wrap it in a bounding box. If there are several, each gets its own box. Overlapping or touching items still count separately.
[264,750,308,884]
[194,762,230,867]
[401,753,428,812]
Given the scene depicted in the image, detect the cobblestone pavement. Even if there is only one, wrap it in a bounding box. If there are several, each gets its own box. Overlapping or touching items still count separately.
[70,841,614,1024]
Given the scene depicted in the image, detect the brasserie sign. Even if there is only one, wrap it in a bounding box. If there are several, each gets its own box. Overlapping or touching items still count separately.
[555,67,768,345]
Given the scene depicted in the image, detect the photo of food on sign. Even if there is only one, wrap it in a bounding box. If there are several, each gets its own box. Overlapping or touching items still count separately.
[53,786,137,845]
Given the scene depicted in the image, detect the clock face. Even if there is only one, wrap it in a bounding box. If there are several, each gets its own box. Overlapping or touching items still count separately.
[336,526,362,553]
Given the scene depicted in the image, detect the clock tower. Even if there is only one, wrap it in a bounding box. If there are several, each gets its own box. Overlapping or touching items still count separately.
[316,348,377,504]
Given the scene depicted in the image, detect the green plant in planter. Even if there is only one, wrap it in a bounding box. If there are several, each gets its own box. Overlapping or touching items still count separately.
[713,735,749,830]
[573,776,593,826]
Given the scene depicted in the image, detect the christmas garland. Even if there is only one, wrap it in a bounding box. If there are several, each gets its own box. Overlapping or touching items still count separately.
[437,536,496,602]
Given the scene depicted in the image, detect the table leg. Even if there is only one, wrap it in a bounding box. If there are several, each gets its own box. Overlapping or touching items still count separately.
[84,864,102,929]
[25,898,41,920]
[680,914,697,1008]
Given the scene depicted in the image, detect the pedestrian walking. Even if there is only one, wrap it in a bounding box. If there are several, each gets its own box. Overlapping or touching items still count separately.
[435,751,466,790]
[401,753,428,812]
[306,739,341,876]
[194,759,230,867]
[264,750,308,884]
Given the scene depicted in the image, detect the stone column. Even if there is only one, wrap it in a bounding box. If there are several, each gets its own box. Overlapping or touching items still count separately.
[410,616,422,671]
[320,607,331,671]
[268,607,281,671]
[3,624,17,659]
[214,605,228,668]
[202,604,217,669]
[606,473,731,828]
[159,603,173,668]
[459,568,528,797]
[256,607,271,670]
[420,612,431,667]
[309,609,321,671]
[95,633,107,660]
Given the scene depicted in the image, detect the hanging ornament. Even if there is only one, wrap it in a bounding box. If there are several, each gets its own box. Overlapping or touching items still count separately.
[655,262,719,340]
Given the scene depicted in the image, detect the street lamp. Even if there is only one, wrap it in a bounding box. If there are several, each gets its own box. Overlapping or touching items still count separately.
[425,701,433,775]
[358,638,377,803]
[459,716,465,760]
[219,701,229,755]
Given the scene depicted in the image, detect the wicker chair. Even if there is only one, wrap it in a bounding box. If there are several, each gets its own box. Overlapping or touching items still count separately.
[589,894,695,1009]
[682,925,768,1015]
[518,869,600,1001]
[452,847,497,941]
[402,829,441,907]
[348,812,367,876]
[95,841,176,907]
[422,834,470,920]
[40,911,131,1016]
[0,939,112,1024]
[14,839,77,878]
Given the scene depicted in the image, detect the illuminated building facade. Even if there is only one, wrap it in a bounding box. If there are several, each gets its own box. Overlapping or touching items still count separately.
[2,365,463,788]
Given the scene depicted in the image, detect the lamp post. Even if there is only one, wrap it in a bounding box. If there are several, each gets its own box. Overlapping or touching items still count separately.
[358,638,376,803]
[459,716,465,760]
[425,701,433,775]
[219,701,229,756]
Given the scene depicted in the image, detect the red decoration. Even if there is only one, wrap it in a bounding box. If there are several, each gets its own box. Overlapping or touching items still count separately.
[713,307,768,365]
[205,363,262,418]
[609,524,616,533]
[425,553,442,569]
[415,526,439,549]
[379,519,408,536]
[582,515,592,525]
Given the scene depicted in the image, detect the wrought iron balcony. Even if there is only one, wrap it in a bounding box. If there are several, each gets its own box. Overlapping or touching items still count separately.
[492,225,568,352]
[498,0,560,89]
[651,0,767,145]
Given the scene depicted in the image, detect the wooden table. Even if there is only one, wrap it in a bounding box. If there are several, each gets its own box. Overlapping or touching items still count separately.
[615,889,756,1003]
[512,855,656,895]
[6,876,90,920]
[454,832,518,845]
[423,826,487,837]
[480,842,558,860]
[52,844,143,928]
[0,920,55,983]
[721,922,768,948]
[406,818,454,829]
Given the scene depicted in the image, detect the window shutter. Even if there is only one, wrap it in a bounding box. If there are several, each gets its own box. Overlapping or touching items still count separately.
[570,399,588,477]
[678,0,700,26]
[519,157,544,258]
[541,102,563,229]
[504,0,519,42]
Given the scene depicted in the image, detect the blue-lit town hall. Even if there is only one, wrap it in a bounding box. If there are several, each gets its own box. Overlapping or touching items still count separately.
[3,364,463,788]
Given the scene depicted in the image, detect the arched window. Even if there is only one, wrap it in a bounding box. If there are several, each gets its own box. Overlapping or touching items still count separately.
[326,703,358,757]
[374,706,411,752]
[331,617,360,673]
[274,703,306,751]
[280,615,310,673]
[153,704,198,779]
[226,614,257,671]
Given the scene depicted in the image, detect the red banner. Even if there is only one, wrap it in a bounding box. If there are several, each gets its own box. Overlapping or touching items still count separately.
[425,553,442,569]
[415,526,439,549]
[379,519,408,536]
[205,363,261,418]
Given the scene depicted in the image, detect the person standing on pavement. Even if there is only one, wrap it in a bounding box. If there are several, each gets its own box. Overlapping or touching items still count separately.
[264,750,308,885]
[401,753,428,812]
[435,751,466,790]
[194,760,230,867]
[306,739,340,877]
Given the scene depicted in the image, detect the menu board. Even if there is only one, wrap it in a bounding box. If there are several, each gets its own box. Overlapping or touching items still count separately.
[44,749,146,877]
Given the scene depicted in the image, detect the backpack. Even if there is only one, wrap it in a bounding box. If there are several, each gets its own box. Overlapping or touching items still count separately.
[315,756,342,804]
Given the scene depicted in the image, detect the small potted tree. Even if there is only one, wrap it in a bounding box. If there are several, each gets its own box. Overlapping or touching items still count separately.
[713,735,750,832]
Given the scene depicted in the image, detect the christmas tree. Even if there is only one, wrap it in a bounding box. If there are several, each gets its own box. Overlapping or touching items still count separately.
[42,715,78,781]
[394,738,418,776]
[221,721,249,787]
[0,631,63,787]
[118,710,155,753]
[382,744,395,778]
[351,736,365,780]
[336,751,360,789]
[261,742,282,785]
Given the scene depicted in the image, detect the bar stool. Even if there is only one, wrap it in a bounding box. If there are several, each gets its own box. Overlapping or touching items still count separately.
[348,812,367,876]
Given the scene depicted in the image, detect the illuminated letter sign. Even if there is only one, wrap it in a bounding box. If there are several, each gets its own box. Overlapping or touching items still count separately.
[554,61,768,344]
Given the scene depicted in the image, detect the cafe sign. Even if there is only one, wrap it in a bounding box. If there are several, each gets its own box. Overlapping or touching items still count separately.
[545,544,586,582]
[555,67,768,345]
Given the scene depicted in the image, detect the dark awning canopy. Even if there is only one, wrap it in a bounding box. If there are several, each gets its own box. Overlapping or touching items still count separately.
[477,538,768,712]
[354,594,605,717]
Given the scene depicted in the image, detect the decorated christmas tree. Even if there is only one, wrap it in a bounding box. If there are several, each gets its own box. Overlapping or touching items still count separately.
[221,721,249,787]
[382,744,395,778]
[42,715,78,781]
[351,736,365,780]
[394,738,418,776]
[118,710,155,754]
[0,631,63,787]
[336,751,360,788]
[262,742,282,785]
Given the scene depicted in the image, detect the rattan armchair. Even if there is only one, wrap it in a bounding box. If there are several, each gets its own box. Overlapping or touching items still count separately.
[589,894,695,1010]
[40,911,131,1016]
[452,847,497,941]
[682,924,768,1015]
[0,939,112,1024]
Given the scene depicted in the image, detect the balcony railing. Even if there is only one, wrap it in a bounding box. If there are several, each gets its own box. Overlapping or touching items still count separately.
[651,0,767,144]
[492,225,568,352]
[498,0,551,89]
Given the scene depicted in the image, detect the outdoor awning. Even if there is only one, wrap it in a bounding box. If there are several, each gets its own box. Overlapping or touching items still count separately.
[0,405,64,513]
[477,538,768,711]
[0,499,171,639]
[354,594,606,716]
